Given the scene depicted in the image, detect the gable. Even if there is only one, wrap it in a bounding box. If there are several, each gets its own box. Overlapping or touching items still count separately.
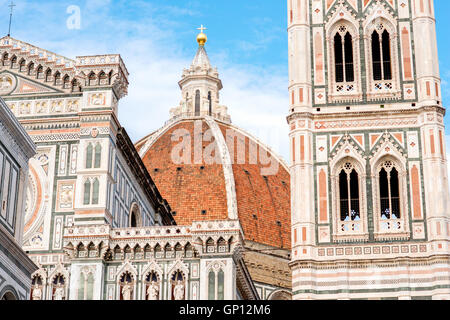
[0,71,62,96]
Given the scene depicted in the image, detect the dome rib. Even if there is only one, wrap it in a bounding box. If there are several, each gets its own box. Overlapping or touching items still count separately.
[138,116,291,249]
[204,116,238,220]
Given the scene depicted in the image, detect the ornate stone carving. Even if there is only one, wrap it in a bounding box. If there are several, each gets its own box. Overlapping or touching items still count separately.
[147,281,159,300]
[0,74,14,94]
[173,280,185,300]
[121,283,132,300]
[53,284,65,300]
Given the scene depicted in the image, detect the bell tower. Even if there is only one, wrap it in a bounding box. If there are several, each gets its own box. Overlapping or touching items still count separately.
[288,0,450,300]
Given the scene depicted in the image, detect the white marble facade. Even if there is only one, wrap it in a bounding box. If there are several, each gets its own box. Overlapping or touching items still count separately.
[0,97,37,300]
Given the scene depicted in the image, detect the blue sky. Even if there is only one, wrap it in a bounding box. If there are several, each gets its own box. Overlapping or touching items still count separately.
[1,0,449,162]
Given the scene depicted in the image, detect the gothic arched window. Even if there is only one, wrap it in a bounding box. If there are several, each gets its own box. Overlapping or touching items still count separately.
[130,212,137,227]
[334,33,344,83]
[108,71,113,85]
[83,180,91,205]
[45,69,52,82]
[195,90,200,116]
[338,164,360,223]
[88,72,96,86]
[92,178,100,205]
[206,238,215,253]
[372,31,381,80]
[72,79,80,92]
[94,143,102,168]
[154,244,162,258]
[208,270,215,300]
[1,53,8,66]
[218,270,224,300]
[334,28,354,83]
[83,178,100,205]
[165,244,173,258]
[78,271,94,300]
[98,71,107,85]
[379,162,401,220]
[371,27,392,81]
[54,72,61,86]
[208,268,225,300]
[86,143,93,169]
[86,143,101,169]
[10,56,17,68]
[36,65,44,79]
[128,203,141,228]
[185,243,194,258]
[344,33,354,82]
[217,237,227,253]
[382,30,392,80]
[372,157,409,238]
[332,158,368,240]
[19,59,25,72]
[175,243,183,258]
[63,75,70,89]
[27,62,34,76]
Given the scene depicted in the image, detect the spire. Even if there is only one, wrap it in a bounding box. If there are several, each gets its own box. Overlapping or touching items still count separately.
[192,25,211,68]
[192,46,211,68]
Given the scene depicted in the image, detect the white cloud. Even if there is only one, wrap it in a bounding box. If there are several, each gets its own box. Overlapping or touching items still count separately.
[217,64,289,158]
[17,0,450,173]
[8,1,292,162]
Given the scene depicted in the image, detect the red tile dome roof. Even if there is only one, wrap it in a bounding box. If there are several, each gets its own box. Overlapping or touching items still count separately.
[136,117,291,249]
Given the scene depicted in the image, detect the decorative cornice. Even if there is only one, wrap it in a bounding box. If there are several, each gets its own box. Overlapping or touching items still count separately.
[289,254,450,270]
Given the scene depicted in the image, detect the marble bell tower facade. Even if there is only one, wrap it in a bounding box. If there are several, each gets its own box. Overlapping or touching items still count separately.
[288,0,450,300]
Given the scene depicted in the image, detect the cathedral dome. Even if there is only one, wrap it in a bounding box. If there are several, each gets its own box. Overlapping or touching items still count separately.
[135,117,291,250]
[136,29,291,293]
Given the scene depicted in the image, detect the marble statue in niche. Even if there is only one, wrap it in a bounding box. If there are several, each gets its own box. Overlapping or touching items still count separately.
[173,280,185,300]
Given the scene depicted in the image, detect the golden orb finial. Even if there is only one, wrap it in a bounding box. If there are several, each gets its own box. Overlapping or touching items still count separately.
[196,24,207,46]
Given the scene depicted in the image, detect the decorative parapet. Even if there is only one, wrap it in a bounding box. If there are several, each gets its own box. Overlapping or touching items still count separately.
[0,36,129,99]
[168,111,231,125]
[63,220,244,261]
[0,37,76,69]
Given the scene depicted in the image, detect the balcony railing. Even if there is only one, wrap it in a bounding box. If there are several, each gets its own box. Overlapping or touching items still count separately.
[339,220,362,234]
[335,82,356,94]
[379,198,404,233]
[339,199,361,234]
[373,81,393,92]
[379,218,403,232]
[165,111,231,127]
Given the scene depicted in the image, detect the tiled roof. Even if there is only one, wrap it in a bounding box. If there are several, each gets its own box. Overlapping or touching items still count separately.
[139,118,291,249]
